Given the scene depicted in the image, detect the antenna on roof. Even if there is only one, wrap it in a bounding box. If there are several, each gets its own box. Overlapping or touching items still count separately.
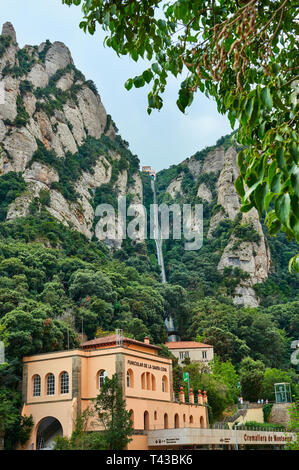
[116,329,123,347]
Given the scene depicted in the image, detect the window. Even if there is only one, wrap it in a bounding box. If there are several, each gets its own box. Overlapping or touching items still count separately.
[46,373,55,396]
[33,375,41,397]
[151,374,156,391]
[129,409,134,427]
[162,375,168,393]
[154,411,157,420]
[164,413,168,429]
[60,371,69,394]
[127,369,134,388]
[179,351,189,360]
[141,372,146,389]
[144,411,149,430]
[189,415,194,424]
[174,413,180,429]
[98,370,107,390]
[202,350,207,360]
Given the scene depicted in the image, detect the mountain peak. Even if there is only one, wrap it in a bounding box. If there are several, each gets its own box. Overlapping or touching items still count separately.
[1,22,17,43]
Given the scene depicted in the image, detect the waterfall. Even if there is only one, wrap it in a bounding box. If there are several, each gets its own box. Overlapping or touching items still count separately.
[151,178,179,341]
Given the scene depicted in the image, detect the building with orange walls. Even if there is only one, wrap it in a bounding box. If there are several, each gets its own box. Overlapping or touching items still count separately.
[21,335,209,450]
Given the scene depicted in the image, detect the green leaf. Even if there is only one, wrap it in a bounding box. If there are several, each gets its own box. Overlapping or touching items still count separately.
[254,182,268,215]
[290,143,298,163]
[152,63,160,74]
[268,160,277,187]
[240,201,254,213]
[261,87,273,110]
[289,254,299,274]
[291,168,299,197]
[235,175,245,197]
[275,192,291,229]
[243,180,261,201]
[275,147,286,172]
[245,97,254,119]
[142,70,153,84]
[271,174,281,193]
[264,192,275,211]
[133,75,145,88]
[124,78,133,91]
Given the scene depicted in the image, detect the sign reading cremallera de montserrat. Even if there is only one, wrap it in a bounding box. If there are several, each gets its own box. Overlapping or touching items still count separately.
[127,359,167,372]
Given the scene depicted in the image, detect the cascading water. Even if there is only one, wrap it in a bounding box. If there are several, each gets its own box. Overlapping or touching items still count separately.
[151,178,179,342]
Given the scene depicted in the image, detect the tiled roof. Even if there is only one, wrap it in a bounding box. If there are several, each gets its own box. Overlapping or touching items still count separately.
[164,341,213,349]
[81,335,160,350]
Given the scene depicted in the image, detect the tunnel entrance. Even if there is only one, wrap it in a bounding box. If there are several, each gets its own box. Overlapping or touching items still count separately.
[36,417,63,450]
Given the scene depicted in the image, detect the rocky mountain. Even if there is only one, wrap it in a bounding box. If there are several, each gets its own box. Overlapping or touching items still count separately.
[0,22,142,245]
[155,138,297,308]
[0,22,297,309]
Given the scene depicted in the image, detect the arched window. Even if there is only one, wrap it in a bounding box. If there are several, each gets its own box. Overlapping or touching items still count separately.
[200,416,205,428]
[141,372,146,389]
[151,374,156,391]
[127,369,134,388]
[129,409,134,427]
[144,411,149,430]
[146,372,151,390]
[164,413,168,429]
[162,375,168,393]
[46,373,55,396]
[98,370,108,390]
[189,415,194,424]
[60,371,69,394]
[33,375,41,397]
[154,411,157,420]
[174,413,180,429]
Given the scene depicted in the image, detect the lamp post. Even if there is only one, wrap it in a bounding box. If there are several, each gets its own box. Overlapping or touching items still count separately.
[235,422,243,450]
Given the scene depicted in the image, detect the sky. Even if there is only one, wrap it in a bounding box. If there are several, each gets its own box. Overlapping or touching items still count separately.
[0,0,232,171]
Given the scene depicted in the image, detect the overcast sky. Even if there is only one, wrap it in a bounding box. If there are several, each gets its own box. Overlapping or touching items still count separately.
[1,0,232,171]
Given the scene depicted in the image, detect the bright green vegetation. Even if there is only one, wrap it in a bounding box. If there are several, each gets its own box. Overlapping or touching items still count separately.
[2,47,36,78]
[28,133,139,203]
[0,172,27,222]
[0,34,12,59]
[54,374,133,450]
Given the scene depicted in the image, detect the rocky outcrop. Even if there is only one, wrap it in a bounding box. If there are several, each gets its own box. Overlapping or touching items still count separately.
[0,22,143,247]
[165,174,183,198]
[203,147,271,307]
[197,182,213,202]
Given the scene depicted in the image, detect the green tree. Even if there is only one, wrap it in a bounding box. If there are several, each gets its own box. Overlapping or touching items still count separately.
[63,0,299,267]
[0,363,33,450]
[93,373,133,450]
[183,361,230,422]
[239,357,265,402]
[211,355,240,404]
[54,406,106,450]
[285,400,299,450]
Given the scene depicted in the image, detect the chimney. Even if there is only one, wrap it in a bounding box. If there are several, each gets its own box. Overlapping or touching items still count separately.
[144,337,150,344]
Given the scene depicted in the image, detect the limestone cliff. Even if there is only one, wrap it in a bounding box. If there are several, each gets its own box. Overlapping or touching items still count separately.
[157,143,271,307]
[0,22,141,243]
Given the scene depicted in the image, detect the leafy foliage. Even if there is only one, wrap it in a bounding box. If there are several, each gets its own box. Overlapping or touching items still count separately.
[0,172,27,222]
